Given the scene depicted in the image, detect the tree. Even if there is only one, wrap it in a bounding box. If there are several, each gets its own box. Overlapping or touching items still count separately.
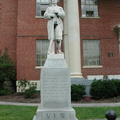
[0,48,16,95]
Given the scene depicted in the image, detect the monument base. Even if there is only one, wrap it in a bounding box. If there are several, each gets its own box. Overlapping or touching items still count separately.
[33,106,78,120]
[33,54,78,120]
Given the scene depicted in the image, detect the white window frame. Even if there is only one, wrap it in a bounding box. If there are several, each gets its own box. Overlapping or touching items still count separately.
[36,40,49,68]
[83,40,102,68]
[81,0,99,18]
[36,0,50,18]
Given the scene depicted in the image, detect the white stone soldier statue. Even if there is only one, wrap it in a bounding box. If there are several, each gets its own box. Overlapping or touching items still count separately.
[44,0,65,54]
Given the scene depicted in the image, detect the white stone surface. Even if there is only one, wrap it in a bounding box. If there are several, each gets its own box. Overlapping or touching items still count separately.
[45,54,67,68]
[107,75,120,79]
[33,107,77,120]
[87,75,104,80]
[64,0,82,78]
[33,54,78,120]
[41,68,71,109]
[47,54,64,59]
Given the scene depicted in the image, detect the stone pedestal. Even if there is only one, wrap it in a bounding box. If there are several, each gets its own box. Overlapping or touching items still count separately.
[33,54,78,120]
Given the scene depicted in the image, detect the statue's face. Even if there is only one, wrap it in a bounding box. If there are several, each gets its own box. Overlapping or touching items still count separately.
[51,0,58,4]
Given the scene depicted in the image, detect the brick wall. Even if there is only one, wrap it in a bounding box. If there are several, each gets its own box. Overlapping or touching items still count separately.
[2,0,120,80]
[80,0,120,78]
[0,0,17,62]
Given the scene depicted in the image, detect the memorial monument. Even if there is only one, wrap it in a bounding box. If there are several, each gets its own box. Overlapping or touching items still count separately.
[33,0,78,120]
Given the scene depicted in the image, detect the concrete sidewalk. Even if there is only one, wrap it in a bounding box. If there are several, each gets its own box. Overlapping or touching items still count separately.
[0,101,120,107]
[71,102,120,107]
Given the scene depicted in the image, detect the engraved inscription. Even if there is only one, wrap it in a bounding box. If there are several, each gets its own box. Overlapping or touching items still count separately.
[42,79,70,100]
[43,112,68,120]
[41,68,71,108]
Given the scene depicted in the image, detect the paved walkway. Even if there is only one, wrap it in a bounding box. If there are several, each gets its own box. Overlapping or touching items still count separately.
[0,101,120,107]
[0,101,120,120]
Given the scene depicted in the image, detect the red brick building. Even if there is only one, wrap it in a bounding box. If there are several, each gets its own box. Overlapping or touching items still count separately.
[1,0,120,88]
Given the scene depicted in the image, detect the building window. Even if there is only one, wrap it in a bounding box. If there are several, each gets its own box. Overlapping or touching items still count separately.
[81,0,99,17]
[36,40,49,66]
[83,40,101,66]
[36,0,50,16]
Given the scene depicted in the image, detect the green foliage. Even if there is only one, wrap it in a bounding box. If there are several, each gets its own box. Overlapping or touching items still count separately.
[24,86,36,99]
[90,79,120,100]
[0,48,16,95]
[71,84,86,101]
[0,88,12,96]
[113,80,120,96]
[17,78,37,98]
[17,78,30,93]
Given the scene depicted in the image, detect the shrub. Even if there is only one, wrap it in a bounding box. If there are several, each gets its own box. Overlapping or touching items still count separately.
[0,48,16,95]
[17,78,30,93]
[113,79,120,96]
[0,88,12,96]
[90,79,119,100]
[24,86,36,99]
[71,84,86,101]
[90,80,103,100]
[17,78,37,98]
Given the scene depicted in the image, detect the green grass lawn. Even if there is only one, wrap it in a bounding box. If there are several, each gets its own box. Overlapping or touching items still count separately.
[74,107,120,119]
[0,105,120,120]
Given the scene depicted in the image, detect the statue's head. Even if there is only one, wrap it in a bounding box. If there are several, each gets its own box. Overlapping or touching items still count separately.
[51,0,60,4]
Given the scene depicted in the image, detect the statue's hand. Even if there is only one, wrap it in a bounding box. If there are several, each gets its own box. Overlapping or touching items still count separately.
[53,10,59,17]
[55,13,59,18]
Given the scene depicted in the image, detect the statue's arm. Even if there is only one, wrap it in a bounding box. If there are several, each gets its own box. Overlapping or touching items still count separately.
[57,7,65,18]
[44,7,53,19]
